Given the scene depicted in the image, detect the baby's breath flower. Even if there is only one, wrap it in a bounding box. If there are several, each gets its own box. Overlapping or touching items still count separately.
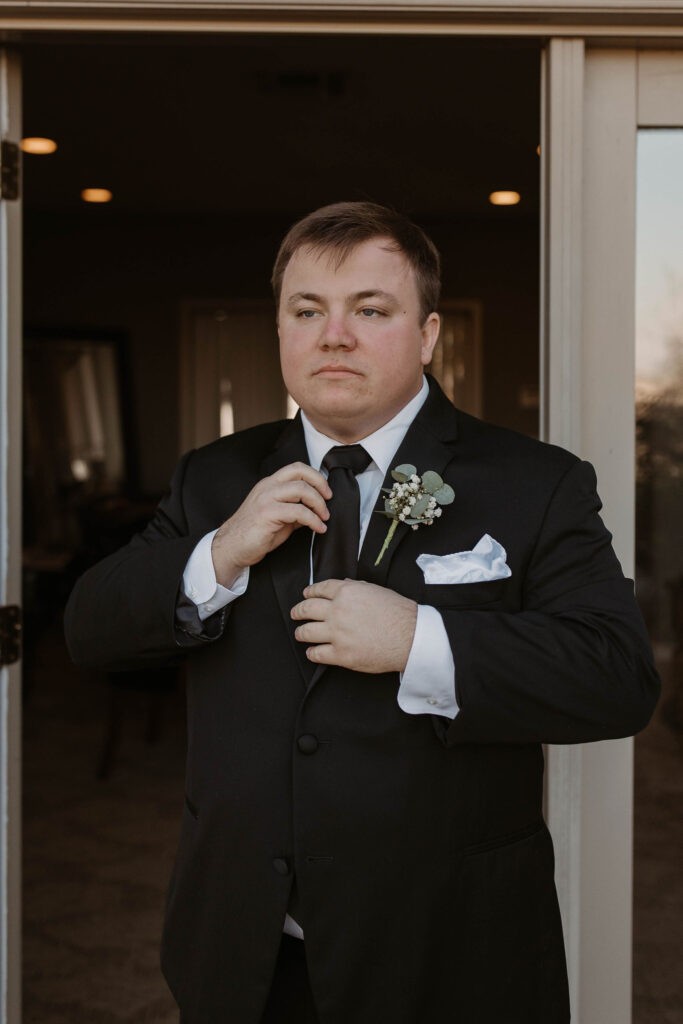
[374,463,455,565]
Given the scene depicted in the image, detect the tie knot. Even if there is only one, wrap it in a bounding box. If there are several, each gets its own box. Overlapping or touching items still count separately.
[322,444,372,477]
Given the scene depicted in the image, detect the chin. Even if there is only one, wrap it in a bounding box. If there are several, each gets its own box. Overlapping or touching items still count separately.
[306,377,364,404]
[313,397,364,423]
[303,390,367,432]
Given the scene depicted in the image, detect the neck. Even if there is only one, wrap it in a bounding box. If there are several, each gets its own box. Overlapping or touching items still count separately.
[304,421,374,445]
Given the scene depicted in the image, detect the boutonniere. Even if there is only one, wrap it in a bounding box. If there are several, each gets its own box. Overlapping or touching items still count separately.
[374,464,455,566]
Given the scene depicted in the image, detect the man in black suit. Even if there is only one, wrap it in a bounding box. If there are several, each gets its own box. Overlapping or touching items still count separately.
[65,202,660,1024]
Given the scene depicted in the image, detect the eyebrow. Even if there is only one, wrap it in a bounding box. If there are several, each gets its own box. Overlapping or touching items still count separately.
[286,292,323,306]
[352,290,398,304]
[285,289,399,306]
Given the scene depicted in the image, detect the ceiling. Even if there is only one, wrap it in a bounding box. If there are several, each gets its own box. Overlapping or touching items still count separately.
[20,34,541,220]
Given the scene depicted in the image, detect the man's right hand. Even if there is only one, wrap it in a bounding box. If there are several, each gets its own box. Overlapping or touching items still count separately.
[211,462,332,588]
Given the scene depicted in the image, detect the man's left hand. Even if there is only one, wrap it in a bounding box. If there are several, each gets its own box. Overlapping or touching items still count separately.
[291,579,418,674]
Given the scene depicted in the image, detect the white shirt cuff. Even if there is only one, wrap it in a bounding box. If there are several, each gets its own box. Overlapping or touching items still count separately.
[182,529,249,621]
[397,605,459,720]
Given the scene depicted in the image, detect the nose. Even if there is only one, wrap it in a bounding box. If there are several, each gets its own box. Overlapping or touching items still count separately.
[320,312,356,350]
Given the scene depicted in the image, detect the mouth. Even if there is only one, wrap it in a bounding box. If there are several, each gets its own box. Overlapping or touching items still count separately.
[314,366,361,378]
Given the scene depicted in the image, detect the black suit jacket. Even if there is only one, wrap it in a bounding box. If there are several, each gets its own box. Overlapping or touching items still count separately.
[64,377,660,1024]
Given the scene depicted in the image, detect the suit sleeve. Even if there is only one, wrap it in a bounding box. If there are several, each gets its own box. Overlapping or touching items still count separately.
[438,459,661,746]
[64,449,230,673]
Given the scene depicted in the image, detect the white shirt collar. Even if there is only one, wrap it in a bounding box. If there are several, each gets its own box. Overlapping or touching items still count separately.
[300,375,430,474]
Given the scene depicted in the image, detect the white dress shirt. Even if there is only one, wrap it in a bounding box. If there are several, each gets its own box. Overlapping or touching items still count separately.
[181,377,458,938]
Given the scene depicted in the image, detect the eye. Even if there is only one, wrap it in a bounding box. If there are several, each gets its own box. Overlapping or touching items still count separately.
[359,307,384,318]
[296,309,320,319]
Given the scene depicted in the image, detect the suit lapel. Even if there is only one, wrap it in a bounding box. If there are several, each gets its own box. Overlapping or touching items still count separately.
[358,377,459,588]
[261,414,316,686]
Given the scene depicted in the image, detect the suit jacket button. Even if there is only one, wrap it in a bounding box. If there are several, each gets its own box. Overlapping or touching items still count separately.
[272,858,290,875]
[297,734,319,754]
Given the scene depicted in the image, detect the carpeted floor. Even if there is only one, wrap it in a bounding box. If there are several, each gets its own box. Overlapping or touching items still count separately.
[22,621,682,1023]
[23,621,184,1023]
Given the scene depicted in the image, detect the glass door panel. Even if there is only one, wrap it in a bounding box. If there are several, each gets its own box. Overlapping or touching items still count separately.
[633,128,683,1022]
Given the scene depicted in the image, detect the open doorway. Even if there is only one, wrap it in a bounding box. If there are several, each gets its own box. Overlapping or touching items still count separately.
[20,33,541,1020]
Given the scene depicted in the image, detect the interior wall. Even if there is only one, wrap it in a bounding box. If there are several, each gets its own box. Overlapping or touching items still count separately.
[24,209,539,495]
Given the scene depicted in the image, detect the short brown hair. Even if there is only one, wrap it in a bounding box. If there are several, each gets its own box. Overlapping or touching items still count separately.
[271,201,441,324]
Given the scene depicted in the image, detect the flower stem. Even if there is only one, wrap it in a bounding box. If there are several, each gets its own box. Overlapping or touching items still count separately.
[374,519,399,566]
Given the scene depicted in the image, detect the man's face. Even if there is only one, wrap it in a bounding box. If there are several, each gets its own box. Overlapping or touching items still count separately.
[277,236,440,443]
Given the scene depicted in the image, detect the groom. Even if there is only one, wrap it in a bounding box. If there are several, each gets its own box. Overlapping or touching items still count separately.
[65,202,660,1024]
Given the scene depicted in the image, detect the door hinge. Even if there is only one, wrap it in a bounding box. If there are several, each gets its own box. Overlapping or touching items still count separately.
[0,605,21,666]
[0,140,21,201]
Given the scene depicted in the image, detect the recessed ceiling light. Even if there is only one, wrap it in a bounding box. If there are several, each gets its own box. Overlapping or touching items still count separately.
[21,137,57,155]
[81,188,113,204]
[489,190,521,206]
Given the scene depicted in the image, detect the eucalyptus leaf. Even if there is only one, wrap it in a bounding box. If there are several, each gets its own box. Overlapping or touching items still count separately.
[391,464,416,483]
[411,495,431,517]
[384,498,395,514]
[421,470,444,494]
[433,483,455,505]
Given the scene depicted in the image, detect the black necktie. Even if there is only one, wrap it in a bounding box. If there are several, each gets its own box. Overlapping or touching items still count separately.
[288,445,371,932]
[312,444,372,583]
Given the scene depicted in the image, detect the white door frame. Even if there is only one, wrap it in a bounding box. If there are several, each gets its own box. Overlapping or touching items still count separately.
[542,41,639,1024]
[0,46,22,1024]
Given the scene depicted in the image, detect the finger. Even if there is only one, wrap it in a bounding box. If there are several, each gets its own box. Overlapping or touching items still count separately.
[272,462,333,499]
[275,503,328,535]
[293,621,330,644]
[302,579,346,600]
[291,597,332,621]
[306,643,336,664]
[273,481,330,521]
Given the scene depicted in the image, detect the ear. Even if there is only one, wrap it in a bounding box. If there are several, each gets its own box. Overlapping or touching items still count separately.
[420,312,441,366]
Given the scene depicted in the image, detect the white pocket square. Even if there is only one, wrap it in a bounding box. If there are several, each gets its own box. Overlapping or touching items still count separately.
[416,534,511,585]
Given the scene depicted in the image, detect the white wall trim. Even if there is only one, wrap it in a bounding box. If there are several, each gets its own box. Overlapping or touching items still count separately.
[540,37,585,1019]
[3,4,683,37]
[540,38,584,454]
[638,49,683,123]
[2,0,683,16]
[577,48,638,1024]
